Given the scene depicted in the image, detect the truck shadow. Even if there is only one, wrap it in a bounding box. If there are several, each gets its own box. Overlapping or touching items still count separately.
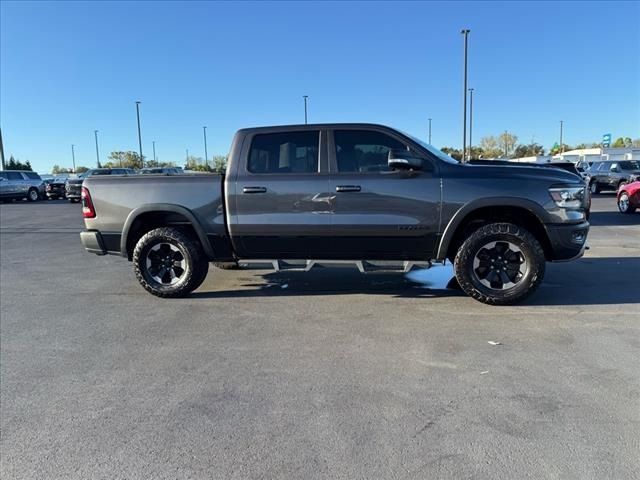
[192,257,640,306]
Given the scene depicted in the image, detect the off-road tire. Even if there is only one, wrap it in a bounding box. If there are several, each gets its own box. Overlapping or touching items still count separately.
[133,227,208,298]
[454,223,545,305]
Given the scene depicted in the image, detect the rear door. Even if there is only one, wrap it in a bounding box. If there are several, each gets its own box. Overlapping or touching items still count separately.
[228,129,331,258]
[327,128,441,259]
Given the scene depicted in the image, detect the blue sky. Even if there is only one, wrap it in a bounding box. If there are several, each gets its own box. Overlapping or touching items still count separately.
[1,0,639,172]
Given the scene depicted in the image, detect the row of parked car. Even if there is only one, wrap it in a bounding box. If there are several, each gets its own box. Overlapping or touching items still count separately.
[0,167,184,203]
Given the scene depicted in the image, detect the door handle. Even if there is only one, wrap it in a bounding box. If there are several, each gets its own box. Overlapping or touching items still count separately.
[335,185,361,193]
[243,186,267,194]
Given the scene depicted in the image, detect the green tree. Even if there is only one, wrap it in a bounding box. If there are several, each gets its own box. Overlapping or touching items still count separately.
[513,143,544,158]
[106,151,145,169]
[440,147,463,161]
[498,131,518,158]
[479,136,503,159]
[52,165,72,174]
[612,137,632,148]
[75,166,89,173]
[185,155,212,171]
[5,156,32,170]
[212,155,227,173]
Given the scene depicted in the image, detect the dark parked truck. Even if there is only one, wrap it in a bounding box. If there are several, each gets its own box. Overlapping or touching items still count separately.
[80,124,590,305]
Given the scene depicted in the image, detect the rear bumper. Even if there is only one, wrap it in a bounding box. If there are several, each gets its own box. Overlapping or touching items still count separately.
[80,230,122,256]
[545,221,590,262]
[80,230,107,255]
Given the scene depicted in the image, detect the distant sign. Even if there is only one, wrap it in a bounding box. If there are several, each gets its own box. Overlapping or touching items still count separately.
[602,133,612,148]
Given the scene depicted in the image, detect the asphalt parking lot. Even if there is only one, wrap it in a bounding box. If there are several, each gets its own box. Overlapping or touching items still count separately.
[1,195,639,479]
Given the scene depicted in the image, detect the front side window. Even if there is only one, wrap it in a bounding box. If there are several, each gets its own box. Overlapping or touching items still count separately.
[248,131,319,174]
[334,130,405,173]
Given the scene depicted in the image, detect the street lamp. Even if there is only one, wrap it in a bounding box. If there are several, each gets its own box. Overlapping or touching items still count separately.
[468,88,474,160]
[135,101,143,167]
[428,118,432,144]
[71,144,76,172]
[303,95,309,124]
[152,140,157,164]
[203,126,208,167]
[461,29,470,163]
[559,120,564,154]
[94,130,100,167]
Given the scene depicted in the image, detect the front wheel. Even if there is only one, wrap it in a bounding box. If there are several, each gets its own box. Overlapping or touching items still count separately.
[133,227,209,298]
[618,192,636,214]
[454,223,546,305]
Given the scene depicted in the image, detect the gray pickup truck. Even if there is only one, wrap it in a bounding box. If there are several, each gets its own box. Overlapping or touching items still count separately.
[80,123,590,305]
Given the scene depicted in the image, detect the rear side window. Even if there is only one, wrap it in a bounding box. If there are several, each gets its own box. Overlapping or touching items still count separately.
[24,172,41,180]
[248,131,319,174]
[334,130,405,173]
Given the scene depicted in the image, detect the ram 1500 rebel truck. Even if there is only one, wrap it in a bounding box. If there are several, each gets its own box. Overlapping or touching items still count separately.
[79,124,590,305]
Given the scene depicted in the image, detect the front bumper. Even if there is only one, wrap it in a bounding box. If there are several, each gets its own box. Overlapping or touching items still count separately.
[545,221,590,261]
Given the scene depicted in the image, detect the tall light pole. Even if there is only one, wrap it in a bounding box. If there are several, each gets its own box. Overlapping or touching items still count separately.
[559,120,564,154]
[303,95,308,124]
[203,126,208,167]
[152,141,157,164]
[71,144,76,172]
[135,101,143,167]
[461,29,470,163]
[428,118,432,144]
[0,128,5,170]
[94,130,100,167]
[186,148,189,166]
[468,88,474,160]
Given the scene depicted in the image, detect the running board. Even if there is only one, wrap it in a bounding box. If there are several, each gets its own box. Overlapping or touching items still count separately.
[237,259,433,274]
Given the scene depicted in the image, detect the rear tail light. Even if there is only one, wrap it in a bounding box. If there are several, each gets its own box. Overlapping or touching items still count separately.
[81,187,96,218]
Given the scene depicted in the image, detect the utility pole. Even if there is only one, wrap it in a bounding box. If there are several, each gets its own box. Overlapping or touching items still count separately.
[0,128,5,170]
[468,88,474,160]
[504,130,508,157]
[94,130,101,167]
[71,144,76,172]
[559,120,564,153]
[186,148,189,166]
[303,95,308,124]
[152,141,156,164]
[135,101,143,167]
[461,29,470,163]
[203,126,208,167]
[428,118,432,144]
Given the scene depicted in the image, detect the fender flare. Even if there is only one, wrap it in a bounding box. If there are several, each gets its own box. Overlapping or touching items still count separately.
[120,203,216,259]
[435,197,550,260]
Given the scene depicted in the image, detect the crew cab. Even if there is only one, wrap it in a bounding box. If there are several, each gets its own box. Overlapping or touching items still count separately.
[79,124,590,305]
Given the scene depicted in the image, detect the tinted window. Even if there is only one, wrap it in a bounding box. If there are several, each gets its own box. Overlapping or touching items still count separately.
[620,161,640,170]
[334,130,405,173]
[248,131,319,174]
[0,172,7,179]
[24,172,41,180]
[6,172,23,180]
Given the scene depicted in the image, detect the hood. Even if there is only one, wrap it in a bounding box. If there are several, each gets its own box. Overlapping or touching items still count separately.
[460,162,583,184]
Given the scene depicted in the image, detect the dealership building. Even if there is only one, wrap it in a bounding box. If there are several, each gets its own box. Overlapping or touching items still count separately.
[510,147,640,165]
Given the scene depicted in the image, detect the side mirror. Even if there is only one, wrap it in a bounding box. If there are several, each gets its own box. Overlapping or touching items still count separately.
[388,149,424,171]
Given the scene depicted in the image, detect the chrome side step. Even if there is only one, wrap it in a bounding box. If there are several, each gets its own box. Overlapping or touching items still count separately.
[238,259,432,274]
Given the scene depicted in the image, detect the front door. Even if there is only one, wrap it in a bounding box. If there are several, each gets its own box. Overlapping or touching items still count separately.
[229,129,331,258]
[327,129,441,260]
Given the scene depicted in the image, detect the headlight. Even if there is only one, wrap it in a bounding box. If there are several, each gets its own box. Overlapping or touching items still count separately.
[549,186,585,208]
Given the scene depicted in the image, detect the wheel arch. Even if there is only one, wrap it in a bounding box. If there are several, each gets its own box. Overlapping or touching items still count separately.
[437,199,553,262]
[121,204,215,260]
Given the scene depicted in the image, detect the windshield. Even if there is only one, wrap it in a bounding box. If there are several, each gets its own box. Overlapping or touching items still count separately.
[402,132,460,164]
[620,161,640,170]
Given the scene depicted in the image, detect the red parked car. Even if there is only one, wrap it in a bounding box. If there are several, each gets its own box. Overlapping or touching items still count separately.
[617,180,640,214]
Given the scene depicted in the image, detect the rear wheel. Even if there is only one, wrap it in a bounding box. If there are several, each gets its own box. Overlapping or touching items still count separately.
[454,223,545,305]
[69,198,80,203]
[133,227,209,298]
[618,192,636,214]
[590,181,600,194]
[618,180,628,191]
[27,188,39,202]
